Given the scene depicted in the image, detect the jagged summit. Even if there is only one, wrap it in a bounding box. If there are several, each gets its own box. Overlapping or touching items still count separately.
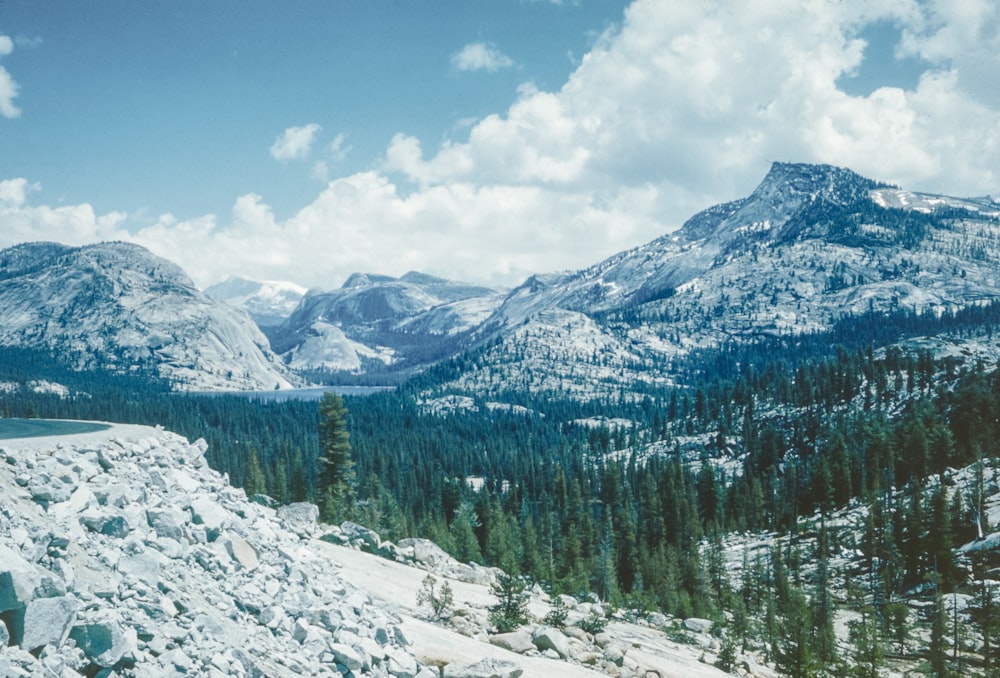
[429,163,1000,399]
[676,162,889,251]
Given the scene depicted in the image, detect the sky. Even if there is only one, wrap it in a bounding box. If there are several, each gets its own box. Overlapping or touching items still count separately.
[1,0,998,291]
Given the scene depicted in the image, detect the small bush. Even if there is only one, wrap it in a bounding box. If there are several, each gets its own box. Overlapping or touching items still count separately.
[544,596,570,628]
[416,574,454,621]
[578,609,608,635]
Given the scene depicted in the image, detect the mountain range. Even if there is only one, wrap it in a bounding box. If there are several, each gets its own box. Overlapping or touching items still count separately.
[2,162,998,393]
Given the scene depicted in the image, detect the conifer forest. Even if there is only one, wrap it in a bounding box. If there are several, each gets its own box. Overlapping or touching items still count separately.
[4,302,1000,676]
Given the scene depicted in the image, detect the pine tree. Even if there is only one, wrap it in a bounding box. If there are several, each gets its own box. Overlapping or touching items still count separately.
[968,553,1000,673]
[242,447,266,497]
[450,502,483,564]
[811,523,837,665]
[776,587,819,678]
[848,607,885,678]
[928,589,950,678]
[489,570,529,633]
[317,392,355,522]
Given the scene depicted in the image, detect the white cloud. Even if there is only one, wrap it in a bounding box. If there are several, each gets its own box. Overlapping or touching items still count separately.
[4,0,1000,290]
[309,133,352,182]
[0,178,39,207]
[451,42,515,73]
[329,132,351,162]
[392,0,998,212]
[0,34,21,119]
[0,186,128,249]
[269,123,321,161]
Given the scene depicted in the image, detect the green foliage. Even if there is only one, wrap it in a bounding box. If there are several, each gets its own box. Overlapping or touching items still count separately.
[775,587,819,678]
[416,574,454,621]
[317,392,355,523]
[848,610,885,678]
[489,570,529,633]
[543,596,569,628]
[242,447,266,497]
[716,631,739,673]
[577,608,608,635]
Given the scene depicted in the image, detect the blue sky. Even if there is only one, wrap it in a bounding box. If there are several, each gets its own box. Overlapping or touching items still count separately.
[1,1,622,219]
[1,0,998,289]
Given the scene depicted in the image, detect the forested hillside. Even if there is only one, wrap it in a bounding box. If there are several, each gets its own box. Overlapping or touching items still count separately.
[5,298,1000,674]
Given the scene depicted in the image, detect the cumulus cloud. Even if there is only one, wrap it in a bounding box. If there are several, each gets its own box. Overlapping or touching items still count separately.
[0,178,39,207]
[4,0,1000,289]
[451,42,516,73]
[329,132,351,162]
[0,34,21,119]
[269,123,321,161]
[0,184,128,249]
[393,0,998,212]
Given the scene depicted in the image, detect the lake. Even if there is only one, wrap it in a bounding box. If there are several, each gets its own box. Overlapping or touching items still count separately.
[189,386,395,402]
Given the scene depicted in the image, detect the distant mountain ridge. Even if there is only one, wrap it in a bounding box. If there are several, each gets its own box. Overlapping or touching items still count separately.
[0,241,294,391]
[269,271,507,375]
[433,162,1000,398]
[4,163,999,394]
[204,276,308,333]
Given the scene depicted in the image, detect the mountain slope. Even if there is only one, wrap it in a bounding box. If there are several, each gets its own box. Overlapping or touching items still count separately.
[204,276,307,332]
[0,421,734,677]
[439,163,1000,399]
[271,272,506,374]
[0,241,294,391]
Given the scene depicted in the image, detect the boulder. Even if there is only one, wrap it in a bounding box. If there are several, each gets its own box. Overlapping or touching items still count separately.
[70,613,133,667]
[387,645,419,678]
[328,642,366,672]
[340,521,382,550]
[444,658,524,678]
[146,507,189,541]
[683,617,714,634]
[222,532,259,570]
[0,618,9,646]
[27,473,72,504]
[532,626,571,659]
[189,496,233,538]
[489,629,535,654]
[277,502,319,532]
[97,514,130,539]
[51,486,96,520]
[117,552,163,587]
[398,538,454,569]
[19,595,78,651]
[0,545,41,612]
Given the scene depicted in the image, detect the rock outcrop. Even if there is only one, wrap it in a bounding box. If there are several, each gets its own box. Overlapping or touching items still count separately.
[0,426,428,677]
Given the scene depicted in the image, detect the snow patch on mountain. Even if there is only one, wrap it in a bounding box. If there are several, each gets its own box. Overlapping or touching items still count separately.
[204,276,307,330]
[272,272,506,374]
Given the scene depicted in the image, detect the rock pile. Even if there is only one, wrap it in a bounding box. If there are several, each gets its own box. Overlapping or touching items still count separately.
[0,426,429,677]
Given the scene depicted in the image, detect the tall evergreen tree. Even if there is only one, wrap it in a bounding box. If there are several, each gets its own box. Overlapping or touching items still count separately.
[242,447,266,497]
[318,392,355,522]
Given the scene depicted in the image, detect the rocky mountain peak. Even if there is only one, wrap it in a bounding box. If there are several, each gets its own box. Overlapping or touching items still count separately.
[0,241,294,391]
[678,162,889,252]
